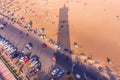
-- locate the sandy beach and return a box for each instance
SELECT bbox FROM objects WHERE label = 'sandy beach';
[0,0,120,75]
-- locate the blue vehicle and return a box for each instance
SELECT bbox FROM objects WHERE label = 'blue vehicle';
[10,52,18,58]
[57,69,65,77]
[29,56,38,62]
[34,62,41,69]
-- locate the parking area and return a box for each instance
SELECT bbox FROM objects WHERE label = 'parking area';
[0,14,112,80]
[0,19,69,80]
[0,40,67,80]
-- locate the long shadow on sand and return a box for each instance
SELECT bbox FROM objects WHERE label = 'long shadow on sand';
[0,10,118,80]
[57,4,71,50]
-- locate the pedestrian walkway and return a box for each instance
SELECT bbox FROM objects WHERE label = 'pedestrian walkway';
[0,59,16,80]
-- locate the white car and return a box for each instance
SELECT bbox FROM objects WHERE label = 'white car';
[0,39,5,44]
[50,78,55,80]
[55,44,61,50]
[0,24,5,29]
[3,43,11,49]
[26,43,33,49]
[75,74,81,79]
[1,40,6,46]
[29,61,38,67]
[9,48,17,53]
[22,43,33,53]
[2,41,9,46]
[57,69,65,77]
[6,46,14,51]
[3,41,9,46]
[5,44,12,50]
[51,68,59,76]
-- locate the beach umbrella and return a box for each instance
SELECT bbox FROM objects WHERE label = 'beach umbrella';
[39,28,45,33]
[27,21,32,30]
[79,56,87,62]
[93,61,102,68]
[86,58,95,64]
[40,34,46,39]
[79,53,87,61]
[80,53,86,56]
[74,42,78,48]
[116,16,119,20]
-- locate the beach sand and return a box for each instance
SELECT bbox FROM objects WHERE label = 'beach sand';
[0,0,120,75]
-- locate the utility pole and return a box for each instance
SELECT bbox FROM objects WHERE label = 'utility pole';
[83,72,88,80]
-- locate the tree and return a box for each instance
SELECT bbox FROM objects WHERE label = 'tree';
[66,73,76,80]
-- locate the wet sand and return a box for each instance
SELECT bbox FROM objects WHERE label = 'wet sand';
[0,0,120,75]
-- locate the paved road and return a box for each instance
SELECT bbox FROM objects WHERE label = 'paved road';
[0,17,118,80]
[0,19,55,79]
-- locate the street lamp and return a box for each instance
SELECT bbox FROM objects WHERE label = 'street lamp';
[83,72,88,80]
[71,63,75,73]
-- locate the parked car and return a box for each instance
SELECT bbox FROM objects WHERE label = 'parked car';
[55,43,61,50]
[34,67,40,73]
[51,68,59,76]
[34,62,41,69]
[9,47,17,54]
[9,50,16,55]
[0,24,5,29]
[6,45,14,51]
[1,40,8,46]
[30,70,36,76]
[22,42,33,53]
[0,38,5,44]
[22,47,27,53]
[4,43,12,49]
[30,64,41,76]
[0,38,2,41]
[26,42,33,49]
[10,52,18,58]
[75,74,81,79]
[2,41,9,47]
[29,61,38,68]
[57,69,65,77]
[41,43,47,49]
[52,56,56,62]
[19,56,29,63]
[17,53,24,59]
[49,78,55,80]
[29,56,38,62]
